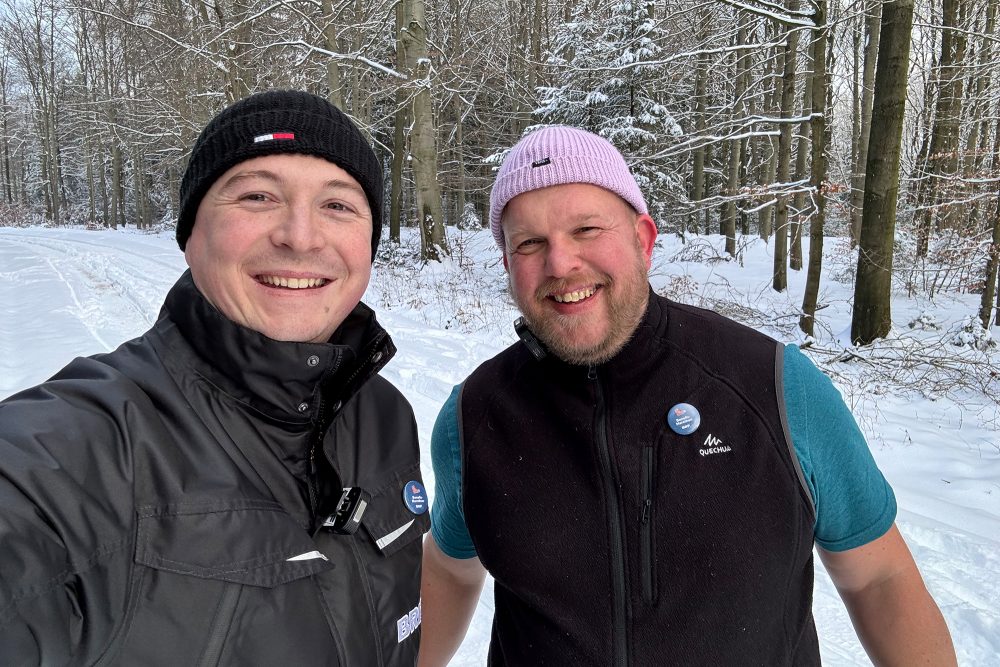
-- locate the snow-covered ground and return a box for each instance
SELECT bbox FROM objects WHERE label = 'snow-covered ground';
[1,226,997,665]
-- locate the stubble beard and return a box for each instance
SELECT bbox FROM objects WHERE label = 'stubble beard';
[510,253,650,366]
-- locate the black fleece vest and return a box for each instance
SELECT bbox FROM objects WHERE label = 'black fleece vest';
[461,293,819,666]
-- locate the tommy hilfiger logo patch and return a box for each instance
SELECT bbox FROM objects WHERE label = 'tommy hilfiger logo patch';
[396,601,422,642]
[699,433,732,457]
[253,132,295,143]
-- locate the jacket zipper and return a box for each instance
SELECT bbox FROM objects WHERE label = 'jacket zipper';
[641,445,657,605]
[307,336,388,526]
[307,393,327,526]
[589,365,628,667]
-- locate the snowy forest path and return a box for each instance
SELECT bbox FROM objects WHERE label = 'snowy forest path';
[0,228,184,396]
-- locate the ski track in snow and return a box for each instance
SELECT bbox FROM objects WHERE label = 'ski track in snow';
[1,231,184,395]
[1,227,998,665]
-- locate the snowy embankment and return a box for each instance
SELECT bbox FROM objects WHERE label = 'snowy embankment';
[1,226,997,665]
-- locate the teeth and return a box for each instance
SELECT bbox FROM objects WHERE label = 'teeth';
[259,275,327,289]
[553,288,595,303]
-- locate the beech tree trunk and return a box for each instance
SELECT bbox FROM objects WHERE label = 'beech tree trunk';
[915,0,968,256]
[401,0,448,260]
[790,48,812,273]
[389,2,407,244]
[721,12,748,257]
[850,1,881,247]
[800,1,829,336]
[772,3,800,293]
[322,0,344,109]
[852,0,915,344]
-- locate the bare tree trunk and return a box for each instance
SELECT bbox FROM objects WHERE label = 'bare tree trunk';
[0,53,12,205]
[852,0,914,345]
[961,0,996,226]
[86,134,96,226]
[322,0,344,109]
[689,14,710,235]
[915,0,968,256]
[850,0,881,247]
[111,143,123,230]
[800,1,829,336]
[389,2,407,243]
[401,0,447,260]
[702,142,713,234]
[453,95,466,227]
[721,12,748,256]
[758,30,784,242]
[772,4,800,293]
[348,0,370,126]
[790,48,813,273]
[447,0,466,228]
[978,113,1000,328]
[527,0,543,124]
[214,0,252,102]
[134,149,153,229]
[981,193,1000,329]
[99,147,109,226]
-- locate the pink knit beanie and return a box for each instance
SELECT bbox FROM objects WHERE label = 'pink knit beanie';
[488,126,649,248]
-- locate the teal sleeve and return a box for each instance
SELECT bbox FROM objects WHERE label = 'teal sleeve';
[783,344,897,552]
[429,384,479,559]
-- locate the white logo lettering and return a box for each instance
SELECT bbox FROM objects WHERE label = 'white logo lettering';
[699,433,732,457]
[396,600,422,643]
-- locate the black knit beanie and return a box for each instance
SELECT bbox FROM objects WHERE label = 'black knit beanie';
[176,90,383,258]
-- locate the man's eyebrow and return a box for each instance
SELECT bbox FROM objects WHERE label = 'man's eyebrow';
[217,171,365,197]
[323,178,367,197]
[217,169,281,193]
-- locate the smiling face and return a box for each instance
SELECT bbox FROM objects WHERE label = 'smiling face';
[184,153,373,343]
[502,183,657,365]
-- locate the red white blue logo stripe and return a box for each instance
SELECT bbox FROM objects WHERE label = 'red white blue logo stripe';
[253,132,295,143]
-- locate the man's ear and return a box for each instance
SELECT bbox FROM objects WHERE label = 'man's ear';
[502,251,510,273]
[636,214,658,268]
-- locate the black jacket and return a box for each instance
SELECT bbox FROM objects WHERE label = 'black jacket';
[461,293,818,666]
[0,271,428,666]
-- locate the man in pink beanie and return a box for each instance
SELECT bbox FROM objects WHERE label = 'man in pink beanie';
[418,126,955,666]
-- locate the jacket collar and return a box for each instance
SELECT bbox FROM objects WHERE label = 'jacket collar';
[158,270,394,421]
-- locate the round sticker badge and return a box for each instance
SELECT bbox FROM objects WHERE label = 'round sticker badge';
[667,403,701,436]
[403,480,428,515]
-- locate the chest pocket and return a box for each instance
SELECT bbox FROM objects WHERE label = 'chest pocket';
[134,499,333,584]
[356,476,430,558]
[110,499,337,667]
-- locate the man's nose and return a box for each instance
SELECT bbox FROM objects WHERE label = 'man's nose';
[271,203,323,252]
[544,238,581,277]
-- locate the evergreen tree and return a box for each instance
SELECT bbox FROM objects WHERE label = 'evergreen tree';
[535,1,683,225]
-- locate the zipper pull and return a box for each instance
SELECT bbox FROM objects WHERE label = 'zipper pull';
[587,365,597,380]
[641,497,651,524]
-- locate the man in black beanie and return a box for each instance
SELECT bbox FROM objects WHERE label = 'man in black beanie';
[0,90,428,666]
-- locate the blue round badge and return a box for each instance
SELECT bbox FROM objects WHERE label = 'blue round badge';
[403,480,428,515]
[667,403,701,435]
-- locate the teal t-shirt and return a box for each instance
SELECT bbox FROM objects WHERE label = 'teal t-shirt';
[429,344,896,559]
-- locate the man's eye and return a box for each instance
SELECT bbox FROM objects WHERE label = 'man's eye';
[325,201,351,212]
[240,193,268,202]
[514,239,544,254]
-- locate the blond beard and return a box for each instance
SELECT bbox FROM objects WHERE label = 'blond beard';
[510,251,650,366]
